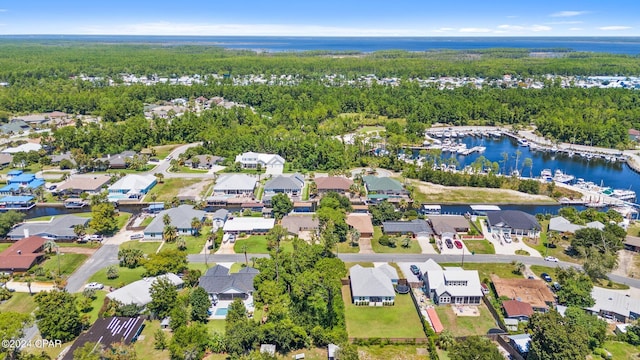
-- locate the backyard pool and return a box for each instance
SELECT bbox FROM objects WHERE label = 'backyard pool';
[215,308,228,316]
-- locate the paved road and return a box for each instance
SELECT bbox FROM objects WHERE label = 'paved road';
[65,244,119,293]
[143,142,211,179]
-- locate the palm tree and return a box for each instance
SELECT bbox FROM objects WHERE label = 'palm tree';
[401,237,411,248]
[163,214,171,226]
[523,157,533,178]
[190,217,202,236]
[349,228,360,247]
[163,225,178,243]
[176,237,187,251]
[73,224,86,240]
[154,172,165,184]
[43,240,57,254]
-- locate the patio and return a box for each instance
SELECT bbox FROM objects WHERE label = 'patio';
[208,295,255,320]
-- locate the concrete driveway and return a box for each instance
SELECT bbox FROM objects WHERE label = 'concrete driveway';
[479,219,542,257]
[416,236,437,254]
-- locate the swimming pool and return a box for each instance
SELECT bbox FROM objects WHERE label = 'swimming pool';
[215,308,228,316]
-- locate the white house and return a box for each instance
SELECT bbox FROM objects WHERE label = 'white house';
[223,217,275,234]
[235,152,285,173]
[108,174,157,201]
[106,273,184,307]
[143,205,207,240]
[349,264,395,306]
[586,287,640,323]
[213,174,257,195]
[423,261,483,305]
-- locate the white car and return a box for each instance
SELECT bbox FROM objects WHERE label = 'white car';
[544,256,559,262]
[502,233,512,243]
[85,282,104,290]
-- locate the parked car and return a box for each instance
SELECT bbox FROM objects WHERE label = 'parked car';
[445,238,454,249]
[410,265,420,275]
[130,233,144,240]
[85,282,104,290]
[541,273,552,282]
[502,233,512,243]
[544,256,559,262]
[552,282,561,292]
[454,240,463,249]
[229,234,236,243]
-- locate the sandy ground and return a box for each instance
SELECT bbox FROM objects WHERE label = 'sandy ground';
[180,179,214,201]
[6,281,55,293]
[612,250,640,278]
[414,181,554,203]
[59,247,98,255]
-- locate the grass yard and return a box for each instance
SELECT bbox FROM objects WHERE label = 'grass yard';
[0,292,38,314]
[433,303,498,337]
[337,242,360,253]
[358,345,431,360]
[0,243,11,252]
[342,286,425,339]
[84,290,108,324]
[233,235,294,254]
[56,242,101,249]
[134,320,171,360]
[119,240,161,255]
[407,179,556,204]
[602,341,640,358]
[89,266,146,288]
[140,216,154,227]
[523,220,581,264]
[529,265,560,279]
[176,166,209,174]
[462,240,495,254]
[41,253,88,276]
[206,320,226,334]
[345,262,375,269]
[628,222,640,237]
[162,228,210,254]
[144,178,202,202]
[151,144,183,159]
[440,263,524,282]
[371,226,421,254]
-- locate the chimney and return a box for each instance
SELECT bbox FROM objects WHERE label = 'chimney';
[24,228,29,238]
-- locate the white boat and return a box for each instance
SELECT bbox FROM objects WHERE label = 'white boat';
[567,151,575,157]
[511,170,520,177]
[517,138,529,146]
[612,189,637,201]
[540,169,553,180]
[553,170,575,183]
[456,144,468,154]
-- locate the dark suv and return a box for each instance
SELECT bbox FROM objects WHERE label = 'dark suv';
[410,265,420,275]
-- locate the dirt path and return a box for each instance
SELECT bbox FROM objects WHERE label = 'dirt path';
[58,247,98,255]
[613,250,640,278]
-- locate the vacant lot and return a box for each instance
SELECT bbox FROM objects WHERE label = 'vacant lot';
[342,286,425,339]
[434,303,497,337]
[41,253,88,276]
[409,179,556,204]
[462,240,495,254]
[144,178,204,202]
[162,227,211,254]
[371,226,422,254]
[233,235,294,254]
[89,266,146,288]
[119,240,161,255]
[0,292,38,314]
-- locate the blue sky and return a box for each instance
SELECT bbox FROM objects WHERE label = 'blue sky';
[1,0,639,36]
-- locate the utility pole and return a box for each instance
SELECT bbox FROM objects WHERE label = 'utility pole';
[56,245,61,276]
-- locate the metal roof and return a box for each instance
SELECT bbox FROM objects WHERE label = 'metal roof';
[349,265,395,298]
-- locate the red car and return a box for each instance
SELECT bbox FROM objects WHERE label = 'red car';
[454,240,463,249]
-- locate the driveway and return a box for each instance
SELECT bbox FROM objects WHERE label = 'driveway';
[479,219,542,257]
[65,244,119,293]
[416,236,437,254]
[358,237,373,254]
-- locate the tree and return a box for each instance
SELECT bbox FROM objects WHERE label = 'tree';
[582,248,618,280]
[190,217,202,236]
[34,290,83,342]
[169,322,210,360]
[271,193,293,220]
[143,249,188,276]
[523,157,533,178]
[43,240,57,254]
[401,237,411,248]
[73,224,86,239]
[449,336,502,360]
[0,211,25,237]
[72,342,102,360]
[90,202,119,235]
[348,228,360,247]
[163,213,171,226]
[436,330,455,350]
[154,172,164,184]
[176,237,187,251]
[154,329,168,350]
[369,200,401,225]
[163,225,178,243]
[555,267,594,307]
[118,248,144,268]
[0,312,33,357]
[106,265,119,280]
[564,307,606,349]
[148,277,178,319]
[511,261,525,275]
[182,269,202,287]
[190,287,211,323]
[266,225,288,252]
[527,310,589,360]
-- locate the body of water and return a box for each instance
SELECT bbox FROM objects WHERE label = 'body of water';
[3,35,640,54]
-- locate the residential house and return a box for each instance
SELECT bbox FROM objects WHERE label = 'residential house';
[199,265,259,301]
[223,217,275,234]
[346,213,374,238]
[0,195,36,210]
[101,151,137,169]
[487,210,541,237]
[185,155,224,169]
[586,287,640,323]
[0,172,44,195]
[375,263,399,284]
[423,263,483,305]
[0,119,31,135]
[108,174,157,200]
[428,215,470,236]
[55,174,112,196]
[280,214,319,238]
[328,344,340,360]
[212,209,230,230]
[8,215,89,241]
[624,235,640,252]
[382,219,433,238]
[0,236,46,272]
[508,334,531,358]
[143,205,206,240]
[491,275,556,312]
[106,273,184,307]
[0,153,12,168]
[12,114,48,126]
[49,152,75,166]
[212,174,257,195]
[362,175,408,203]
[349,265,396,306]
[263,173,304,196]
[502,299,534,322]
[291,201,315,213]
[62,317,145,360]
[314,176,353,195]
[1,143,42,154]
[629,129,640,142]
[235,152,285,173]
[548,216,606,234]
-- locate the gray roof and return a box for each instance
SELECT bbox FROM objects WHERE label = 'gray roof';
[264,173,304,192]
[428,215,470,234]
[50,152,75,164]
[382,219,433,235]
[106,273,184,306]
[144,205,206,234]
[587,287,640,318]
[362,175,404,192]
[487,210,541,231]
[349,265,395,298]
[213,174,257,192]
[0,120,30,134]
[8,215,89,239]
[281,214,319,234]
[0,153,12,165]
[212,209,229,221]
[199,265,259,296]
[549,216,584,234]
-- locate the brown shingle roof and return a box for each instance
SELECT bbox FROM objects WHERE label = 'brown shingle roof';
[57,174,112,192]
[0,236,46,271]
[502,299,534,318]
[491,275,555,310]
[346,213,374,236]
[314,176,353,191]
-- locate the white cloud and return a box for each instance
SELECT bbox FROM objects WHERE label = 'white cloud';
[569,27,583,31]
[496,24,552,33]
[459,28,492,33]
[432,27,455,33]
[599,26,632,31]
[550,11,588,17]
[546,21,583,25]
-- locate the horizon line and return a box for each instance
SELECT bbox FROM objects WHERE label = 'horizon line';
[1,34,640,38]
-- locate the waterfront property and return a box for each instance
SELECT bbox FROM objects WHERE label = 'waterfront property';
[235,152,285,173]
[8,215,89,241]
[55,174,112,196]
[314,176,353,195]
[486,210,541,238]
[198,265,259,301]
[106,273,184,307]
[0,171,45,195]
[362,175,409,203]
[349,264,396,306]
[548,216,605,234]
[62,317,145,360]
[108,174,157,200]
[428,215,470,235]
[382,219,432,238]
[423,260,483,305]
[491,275,555,312]
[212,174,257,195]
[0,236,46,272]
[0,195,36,210]
[143,205,206,239]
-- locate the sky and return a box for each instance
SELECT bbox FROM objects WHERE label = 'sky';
[0,0,639,36]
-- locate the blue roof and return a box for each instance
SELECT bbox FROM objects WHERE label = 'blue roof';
[27,179,45,189]
[0,195,34,202]
[0,183,20,192]
[7,170,23,176]
[8,174,36,183]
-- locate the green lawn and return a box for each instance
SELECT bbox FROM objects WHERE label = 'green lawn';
[370,226,422,254]
[602,341,640,358]
[133,320,172,360]
[143,178,202,202]
[529,265,560,279]
[188,262,215,273]
[0,243,11,252]
[41,253,88,276]
[140,216,154,227]
[84,290,108,324]
[337,242,360,253]
[462,240,495,254]
[523,220,581,264]
[0,292,38,314]
[151,144,183,159]
[88,266,146,288]
[57,242,101,249]
[162,227,210,254]
[119,240,161,255]
[176,166,209,174]
[433,303,498,337]
[115,212,132,231]
[206,320,226,334]
[440,262,524,282]
[233,235,294,254]
[342,286,425,339]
